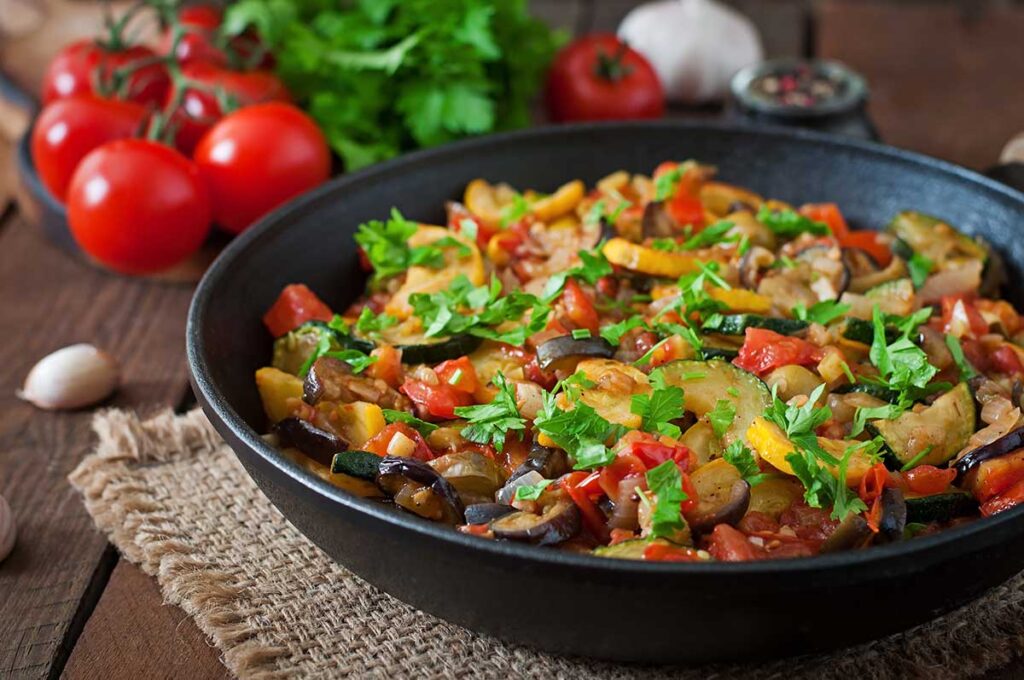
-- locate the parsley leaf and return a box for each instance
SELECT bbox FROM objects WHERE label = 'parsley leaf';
[681,220,736,250]
[514,479,554,501]
[945,334,978,381]
[908,252,934,289]
[644,460,689,540]
[866,305,939,403]
[586,198,631,225]
[707,399,737,439]
[541,247,614,301]
[654,166,683,201]
[296,325,377,377]
[354,307,398,336]
[723,440,766,486]
[631,383,686,439]
[382,409,438,437]
[792,300,851,325]
[600,315,648,346]
[453,373,526,452]
[756,206,830,238]
[501,192,531,226]
[354,208,462,280]
[534,381,625,470]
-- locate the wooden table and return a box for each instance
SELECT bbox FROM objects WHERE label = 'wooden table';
[2,1,1023,678]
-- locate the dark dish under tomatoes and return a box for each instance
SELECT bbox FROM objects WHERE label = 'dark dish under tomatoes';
[256,160,1024,562]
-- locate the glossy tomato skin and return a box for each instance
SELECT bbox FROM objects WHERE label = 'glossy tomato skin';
[194,103,330,235]
[158,4,227,67]
[31,95,147,202]
[545,34,664,122]
[42,40,170,107]
[67,139,211,274]
[169,63,291,155]
[733,327,825,376]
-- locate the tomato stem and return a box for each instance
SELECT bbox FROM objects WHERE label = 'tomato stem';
[594,42,634,83]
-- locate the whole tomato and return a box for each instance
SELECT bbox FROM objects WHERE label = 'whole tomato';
[42,40,170,107]
[168,62,291,155]
[545,34,664,122]
[31,95,148,201]
[158,4,227,67]
[193,103,330,234]
[67,139,212,274]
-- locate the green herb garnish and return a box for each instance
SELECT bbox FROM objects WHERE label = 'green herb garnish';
[454,373,526,452]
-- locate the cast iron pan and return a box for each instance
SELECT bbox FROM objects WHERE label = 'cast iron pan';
[187,121,1024,664]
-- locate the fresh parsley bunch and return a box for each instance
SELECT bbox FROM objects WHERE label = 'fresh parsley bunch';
[224,0,562,170]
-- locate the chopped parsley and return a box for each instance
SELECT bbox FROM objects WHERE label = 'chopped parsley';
[644,460,689,540]
[541,247,614,301]
[680,220,736,250]
[707,399,737,439]
[571,328,592,339]
[453,373,526,452]
[756,206,830,238]
[534,378,625,470]
[355,208,467,280]
[908,252,934,289]
[653,166,684,201]
[500,192,531,226]
[792,300,851,326]
[630,381,686,439]
[586,197,631,225]
[296,324,377,377]
[382,409,438,437]
[723,440,766,486]
[354,307,398,336]
[945,334,978,381]
[600,315,648,345]
[514,479,554,501]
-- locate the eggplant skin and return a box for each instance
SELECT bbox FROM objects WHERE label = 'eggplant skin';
[464,503,517,525]
[490,501,581,546]
[510,443,571,482]
[274,417,347,466]
[377,456,465,524]
[875,487,907,544]
[687,480,751,536]
[536,335,615,371]
[955,427,1024,477]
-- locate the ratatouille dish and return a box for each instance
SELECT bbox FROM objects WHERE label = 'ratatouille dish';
[255,160,1024,562]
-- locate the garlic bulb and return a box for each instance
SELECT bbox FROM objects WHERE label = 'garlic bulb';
[1000,132,1024,165]
[18,344,119,410]
[619,0,763,103]
[0,493,14,563]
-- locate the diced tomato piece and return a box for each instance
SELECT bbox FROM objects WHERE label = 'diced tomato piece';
[460,523,492,536]
[990,345,1024,375]
[966,449,1024,502]
[800,203,850,239]
[801,204,894,266]
[941,294,989,338]
[630,439,692,471]
[562,471,610,541]
[357,247,373,272]
[523,356,557,390]
[597,453,647,498]
[562,278,600,334]
[679,471,699,514]
[400,378,473,420]
[609,528,636,545]
[447,202,496,250]
[434,356,479,394]
[859,462,896,504]
[977,299,1022,336]
[981,478,1024,517]
[707,524,763,561]
[362,423,433,460]
[368,344,403,389]
[959,338,989,373]
[738,511,780,534]
[903,465,957,496]
[649,334,687,368]
[643,542,702,562]
[732,327,824,376]
[262,284,333,337]
[666,193,705,229]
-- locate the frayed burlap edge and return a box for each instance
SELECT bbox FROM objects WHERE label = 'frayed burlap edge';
[68,408,1024,679]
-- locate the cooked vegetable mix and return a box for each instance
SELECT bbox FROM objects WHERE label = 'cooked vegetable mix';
[256,160,1024,562]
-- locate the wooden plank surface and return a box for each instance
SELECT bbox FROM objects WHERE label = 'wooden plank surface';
[818,0,1024,169]
[0,214,194,678]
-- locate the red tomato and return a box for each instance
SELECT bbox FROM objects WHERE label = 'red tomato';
[941,294,989,338]
[838,231,893,268]
[42,40,170,107]
[362,423,433,461]
[523,356,557,391]
[800,203,850,238]
[642,543,701,562]
[990,345,1024,375]
[981,478,1024,517]
[262,284,333,337]
[800,203,892,267]
[158,5,227,67]
[706,524,763,562]
[66,139,211,274]
[903,465,957,496]
[169,63,291,155]
[401,378,473,420]
[733,327,825,376]
[630,439,692,471]
[434,356,479,394]
[368,344,404,389]
[561,278,600,333]
[858,462,896,504]
[968,450,1024,502]
[597,453,647,498]
[653,161,705,228]
[545,34,664,122]
[562,471,610,541]
[193,103,330,234]
[447,202,496,250]
[31,95,147,201]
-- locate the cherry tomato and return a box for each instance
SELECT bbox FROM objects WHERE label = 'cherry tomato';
[158,5,227,67]
[733,327,825,376]
[545,34,664,122]
[31,95,147,201]
[194,103,330,234]
[990,345,1024,375]
[168,62,291,154]
[903,465,957,496]
[434,356,479,394]
[67,139,211,274]
[981,478,1024,517]
[561,278,600,333]
[401,378,473,420]
[941,294,989,338]
[262,284,333,337]
[362,423,433,461]
[42,40,170,107]
[706,524,763,561]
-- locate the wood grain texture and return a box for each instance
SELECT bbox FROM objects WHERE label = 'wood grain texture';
[63,562,230,680]
[818,0,1024,169]
[0,215,193,679]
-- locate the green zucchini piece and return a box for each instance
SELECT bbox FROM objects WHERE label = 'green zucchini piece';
[330,451,382,480]
[702,314,808,336]
[397,334,483,364]
[839,317,901,346]
[864,278,915,316]
[272,321,376,375]
[593,538,683,560]
[872,383,976,467]
[833,382,901,403]
[886,211,988,266]
[905,492,977,524]
[890,238,914,262]
[659,359,771,446]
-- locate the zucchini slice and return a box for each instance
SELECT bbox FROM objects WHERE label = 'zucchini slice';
[593,538,686,560]
[864,278,915,316]
[905,492,978,524]
[871,383,976,468]
[330,451,383,481]
[840,317,898,345]
[702,314,809,336]
[886,211,988,267]
[659,359,770,446]
[396,334,484,364]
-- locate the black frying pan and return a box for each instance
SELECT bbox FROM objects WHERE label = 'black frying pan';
[187,122,1024,663]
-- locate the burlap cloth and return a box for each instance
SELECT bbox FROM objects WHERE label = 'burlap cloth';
[69,408,1024,679]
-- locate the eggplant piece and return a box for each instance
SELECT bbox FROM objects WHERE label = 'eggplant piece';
[398,334,483,365]
[510,442,572,482]
[599,216,618,243]
[793,244,850,300]
[875,487,907,544]
[490,500,581,546]
[821,514,873,553]
[429,451,507,504]
[842,247,881,277]
[377,456,465,524]
[536,335,615,371]
[955,427,1024,477]
[304,356,411,410]
[274,417,347,466]
[686,479,751,535]
[464,503,516,525]
[739,245,776,289]
[641,201,677,239]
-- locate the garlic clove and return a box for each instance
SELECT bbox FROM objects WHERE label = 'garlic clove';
[0,493,15,564]
[18,343,119,410]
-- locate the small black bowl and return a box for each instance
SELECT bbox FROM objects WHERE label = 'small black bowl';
[187,121,1024,663]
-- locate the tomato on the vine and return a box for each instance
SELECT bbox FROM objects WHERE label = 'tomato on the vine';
[42,40,170,107]
[31,95,148,201]
[545,34,664,122]
[67,139,211,274]
[158,4,227,67]
[193,103,330,234]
